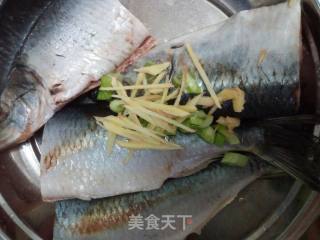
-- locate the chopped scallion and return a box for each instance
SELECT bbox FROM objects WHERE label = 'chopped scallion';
[100,75,112,87]
[173,73,182,88]
[197,126,216,144]
[97,91,113,101]
[183,111,213,130]
[185,71,202,94]
[214,132,225,146]
[97,74,113,100]
[222,152,249,167]
[97,73,122,101]
[110,100,125,113]
[139,118,149,127]
[216,124,240,145]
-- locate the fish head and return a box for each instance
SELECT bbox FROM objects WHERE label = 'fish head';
[0,66,54,150]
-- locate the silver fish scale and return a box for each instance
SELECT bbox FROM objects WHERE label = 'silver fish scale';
[41,1,301,202]
[125,1,300,119]
[40,108,226,201]
[22,0,145,84]
[0,0,149,151]
[54,162,266,240]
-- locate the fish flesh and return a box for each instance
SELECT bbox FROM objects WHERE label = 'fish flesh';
[53,163,264,240]
[0,0,153,151]
[53,161,268,240]
[40,108,230,201]
[122,0,301,120]
[0,0,301,151]
[40,1,320,202]
[40,106,320,201]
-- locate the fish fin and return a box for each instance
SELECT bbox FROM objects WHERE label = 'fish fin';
[248,115,320,191]
[252,146,320,191]
[259,169,287,179]
[263,115,320,126]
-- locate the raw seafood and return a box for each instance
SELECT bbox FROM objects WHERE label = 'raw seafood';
[122,0,301,119]
[0,0,153,151]
[39,1,315,202]
[40,107,320,201]
[53,162,268,240]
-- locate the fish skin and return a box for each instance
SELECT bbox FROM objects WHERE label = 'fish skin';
[39,112,320,202]
[53,162,267,240]
[39,115,320,202]
[40,108,231,201]
[0,0,53,95]
[40,1,306,202]
[0,0,152,151]
[124,0,301,119]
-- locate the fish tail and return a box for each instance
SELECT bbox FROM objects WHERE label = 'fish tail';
[247,115,320,191]
[252,146,320,191]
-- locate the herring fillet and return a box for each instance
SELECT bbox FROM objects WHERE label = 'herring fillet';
[40,1,302,201]
[53,162,266,240]
[40,108,227,201]
[124,0,301,119]
[0,0,152,151]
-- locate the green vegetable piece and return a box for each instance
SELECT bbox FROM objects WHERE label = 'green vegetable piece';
[110,100,125,113]
[172,73,182,88]
[214,132,225,146]
[100,74,113,88]
[222,152,249,167]
[215,124,227,132]
[201,115,214,128]
[189,117,202,128]
[182,111,213,130]
[185,71,202,94]
[190,111,213,128]
[139,118,149,127]
[146,74,156,83]
[97,73,120,101]
[216,124,240,145]
[197,126,216,144]
[97,91,112,101]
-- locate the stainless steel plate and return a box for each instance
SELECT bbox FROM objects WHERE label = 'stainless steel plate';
[1,0,320,239]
